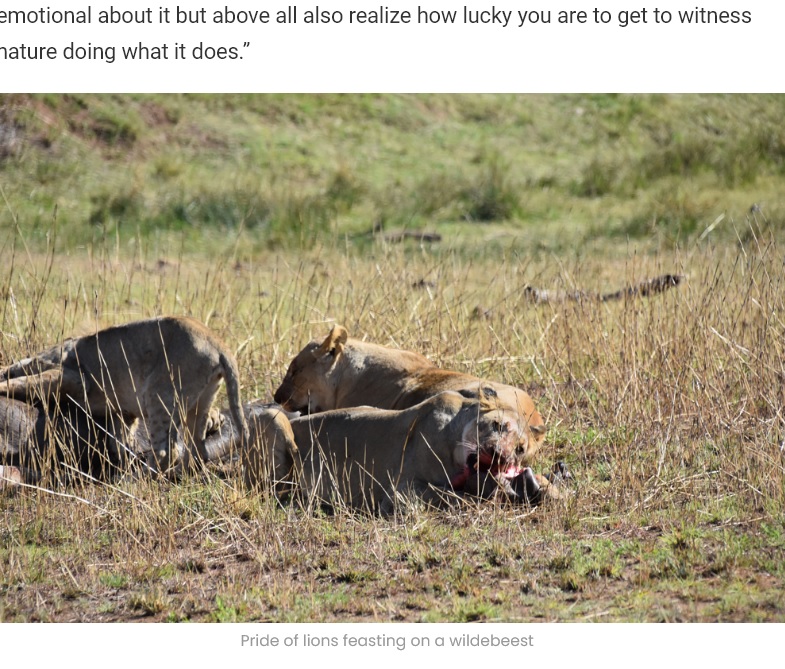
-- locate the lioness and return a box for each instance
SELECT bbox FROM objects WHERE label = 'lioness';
[244,390,552,514]
[273,324,546,460]
[0,316,249,472]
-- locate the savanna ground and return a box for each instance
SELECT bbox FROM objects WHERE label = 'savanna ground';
[0,94,784,622]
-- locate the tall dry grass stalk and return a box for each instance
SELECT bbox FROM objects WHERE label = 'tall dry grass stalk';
[1,221,784,621]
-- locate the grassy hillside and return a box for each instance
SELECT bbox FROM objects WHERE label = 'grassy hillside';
[1,94,784,622]
[2,94,784,255]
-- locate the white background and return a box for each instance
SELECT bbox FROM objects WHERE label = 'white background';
[0,622,780,665]
[0,1,782,91]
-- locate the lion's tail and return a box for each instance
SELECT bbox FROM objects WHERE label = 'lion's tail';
[220,351,249,447]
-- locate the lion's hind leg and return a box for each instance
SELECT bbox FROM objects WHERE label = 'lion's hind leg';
[183,383,222,466]
[140,387,184,474]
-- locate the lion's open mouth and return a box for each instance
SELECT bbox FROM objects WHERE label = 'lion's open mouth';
[451,450,524,490]
[473,450,524,478]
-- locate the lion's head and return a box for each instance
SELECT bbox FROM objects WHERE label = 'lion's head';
[273,325,349,414]
[451,393,540,489]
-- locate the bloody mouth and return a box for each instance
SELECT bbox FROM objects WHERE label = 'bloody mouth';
[451,450,523,490]
[474,450,523,478]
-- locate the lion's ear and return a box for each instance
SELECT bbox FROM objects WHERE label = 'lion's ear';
[530,423,547,439]
[330,324,349,347]
[316,324,348,359]
[477,386,497,412]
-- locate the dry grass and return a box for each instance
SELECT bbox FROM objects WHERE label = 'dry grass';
[1,218,784,622]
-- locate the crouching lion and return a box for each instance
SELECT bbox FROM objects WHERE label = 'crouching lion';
[0,316,249,473]
[243,391,562,514]
[273,324,546,460]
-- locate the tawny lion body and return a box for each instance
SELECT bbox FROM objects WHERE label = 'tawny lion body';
[273,325,546,461]
[0,316,248,472]
[244,391,558,513]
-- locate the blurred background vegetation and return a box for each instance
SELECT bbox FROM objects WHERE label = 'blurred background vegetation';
[1,93,782,256]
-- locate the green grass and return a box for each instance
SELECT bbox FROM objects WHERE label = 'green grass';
[1,94,784,621]
[2,94,785,256]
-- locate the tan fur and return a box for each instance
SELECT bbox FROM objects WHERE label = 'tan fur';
[250,390,537,514]
[0,316,248,472]
[273,324,546,461]
[241,404,299,498]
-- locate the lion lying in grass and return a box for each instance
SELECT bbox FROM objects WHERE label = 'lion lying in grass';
[0,316,248,473]
[243,391,564,513]
[273,324,546,458]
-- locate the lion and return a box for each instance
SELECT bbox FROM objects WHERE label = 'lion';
[0,316,249,472]
[243,390,556,514]
[273,324,546,461]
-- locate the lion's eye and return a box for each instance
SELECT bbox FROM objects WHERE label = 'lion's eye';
[492,420,506,433]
